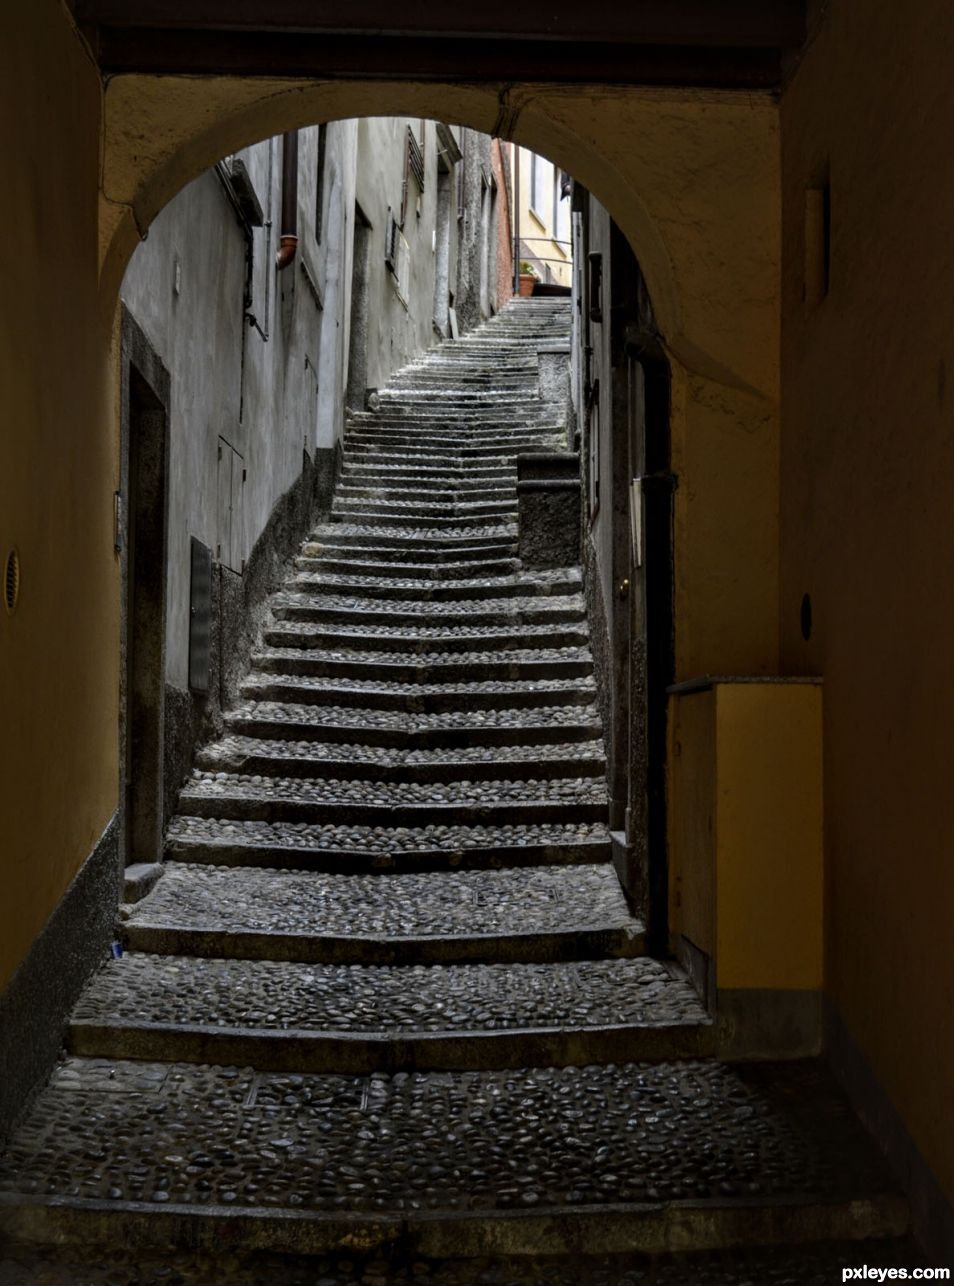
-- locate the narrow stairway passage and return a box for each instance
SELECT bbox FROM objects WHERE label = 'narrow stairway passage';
[0,299,909,1272]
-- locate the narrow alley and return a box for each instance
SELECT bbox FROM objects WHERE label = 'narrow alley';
[0,300,919,1283]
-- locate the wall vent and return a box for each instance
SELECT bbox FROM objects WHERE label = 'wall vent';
[4,548,20,615]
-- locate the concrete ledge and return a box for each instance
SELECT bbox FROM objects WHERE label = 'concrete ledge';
[0,816,120,1145]
[716,989,822,1059]
[825,998,954,1264]
[120,923,647,967]
[0,1192,909,1259]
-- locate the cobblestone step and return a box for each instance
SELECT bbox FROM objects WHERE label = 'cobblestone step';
[248,645,593,685]
[301,537,516,563]
[341,462,515,482]
[68,956,713,1073]
[308,526,516,550]
[334,483,517,503]
[239,673,596,712]
[120,862,644,965]
[272,592,585,630]
[331,498,517,519]
[0,1058,905,1257]
[293,554,521,579]
[263,621,589,652]
[176,771,608,828]
[328,507,517,530]
[284,569,581,602]
[225,701,603,749]
[196,734,606,784]
[165,820,610,873]
[343,436,551,458]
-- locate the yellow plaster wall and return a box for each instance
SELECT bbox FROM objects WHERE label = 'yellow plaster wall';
[780,0,954,1202]
[714,683,823,991]
[669,683,824,993]
[668,690,717,959]
[0,4,119,989]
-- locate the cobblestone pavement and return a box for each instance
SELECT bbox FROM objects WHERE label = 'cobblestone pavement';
[74,956,708,1034]
[0,299,914,1271]
[0,1060,894,1211]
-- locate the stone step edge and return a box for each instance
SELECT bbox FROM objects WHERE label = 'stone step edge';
[164,835,612,873]
[0,1193,910,1260]
[222,718,602,750]
[120,922,646,966]
[247,657,594,684]
[67,1016,717,1075]
[194,752,605,785]
[175,795,608,828]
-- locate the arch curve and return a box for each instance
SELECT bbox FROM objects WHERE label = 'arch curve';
[100,76,686,358]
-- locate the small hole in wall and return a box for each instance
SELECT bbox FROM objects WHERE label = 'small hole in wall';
[4,548,20,615]
[800,593,813,642]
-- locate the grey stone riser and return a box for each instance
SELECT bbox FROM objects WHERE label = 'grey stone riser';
[223,716,603,753]
[330,503,516,525]
[271,601,586,630]
[194,746,605,786]
[302,537,517,561]
[164,835,611,875]
[67,1017,714,1077]
[68,955,712,1074]
[283,576,580,603]
[0,1189,906,1264]
[263,623,588,653]
[293,556,521,580]
[119,922,644,967]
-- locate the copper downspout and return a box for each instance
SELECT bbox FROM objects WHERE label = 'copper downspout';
[276,129,299,270]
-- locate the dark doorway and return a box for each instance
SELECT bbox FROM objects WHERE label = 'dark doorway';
[607,223,674,955]
[120,311,171,868]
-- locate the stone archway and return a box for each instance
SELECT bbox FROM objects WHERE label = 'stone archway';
[98,74,783,685]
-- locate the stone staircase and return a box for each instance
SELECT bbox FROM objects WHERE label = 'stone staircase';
[0,299,917,1282]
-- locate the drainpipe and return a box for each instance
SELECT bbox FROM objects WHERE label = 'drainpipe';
[276,130,299,270]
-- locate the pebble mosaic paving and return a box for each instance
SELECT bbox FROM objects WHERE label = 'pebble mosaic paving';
[124,863,632,938]
[74,956,707,1034]
[0,1060,896,1213]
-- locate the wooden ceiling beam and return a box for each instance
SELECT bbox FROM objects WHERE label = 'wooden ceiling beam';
[91,29,783,88]
[74,0,806,50]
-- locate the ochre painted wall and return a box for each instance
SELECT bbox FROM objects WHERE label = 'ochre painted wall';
[781,0,954,1203]
[0,4,119,989]
[669,683,824,992]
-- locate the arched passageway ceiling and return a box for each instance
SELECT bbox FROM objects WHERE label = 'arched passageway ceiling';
[99,76,779,398]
